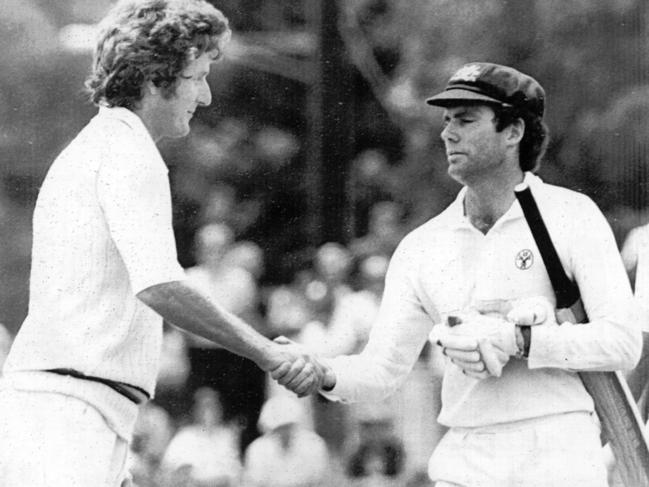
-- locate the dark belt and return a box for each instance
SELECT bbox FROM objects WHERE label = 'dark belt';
[45,368,150,405]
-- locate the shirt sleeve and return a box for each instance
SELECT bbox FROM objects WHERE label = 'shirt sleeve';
[321,240,435,403]
[97,140,185,294]
[528,197,642,371]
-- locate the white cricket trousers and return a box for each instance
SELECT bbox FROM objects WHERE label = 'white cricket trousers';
[0,388,130,487]
[429,411,608,487]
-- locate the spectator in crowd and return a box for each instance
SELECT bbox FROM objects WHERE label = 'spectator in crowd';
[266,286,317,345]
[242,395,329,487]
[263,285,318,430]
[344,399,405,487]
[223,240,266,282]
[404,471,435,487]
[621,221,649,314]
[185,222,266,451]
[349,201,406,261]
[319,254,389,357]
[154,323,192,420]
[299,242,354,326]
[129,402,175,487]
[162,387,242,487]
[621,222,649,419]
[200,184,238,228]
[185,223,261,333]
[288,243,357,455]
[199,182,261,237]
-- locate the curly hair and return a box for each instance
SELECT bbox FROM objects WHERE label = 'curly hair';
[85,0,231,109]
[493,105,549,173]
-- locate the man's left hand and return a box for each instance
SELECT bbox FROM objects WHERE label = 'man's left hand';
[432,313,515,379]
[432,296,556,379]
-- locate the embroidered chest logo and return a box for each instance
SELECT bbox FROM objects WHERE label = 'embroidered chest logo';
[515,249,534,270]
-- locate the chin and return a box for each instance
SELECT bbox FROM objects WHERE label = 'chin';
[166,125,191,139]
[447,165,463,179]
[447,167,470,186]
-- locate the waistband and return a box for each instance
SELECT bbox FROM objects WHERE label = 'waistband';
[45,368,150,405]
[1,370,141,440]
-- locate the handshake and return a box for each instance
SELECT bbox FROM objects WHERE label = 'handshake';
[266,336,337,397]
[431,296,557,379]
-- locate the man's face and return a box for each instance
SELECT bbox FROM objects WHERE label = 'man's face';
[149,52,215,139]
[440,104,509,185]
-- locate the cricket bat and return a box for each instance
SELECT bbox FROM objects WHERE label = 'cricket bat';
[515,181,649,487]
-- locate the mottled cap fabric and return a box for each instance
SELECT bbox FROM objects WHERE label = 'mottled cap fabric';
[426,62,545,117]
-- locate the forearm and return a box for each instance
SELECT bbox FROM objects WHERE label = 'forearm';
[320,344,420,403]
[535,205,643,371]
[528,314,642,372]
[137,280,275,370]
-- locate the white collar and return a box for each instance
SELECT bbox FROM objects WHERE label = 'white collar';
[446,172,543,231]
[98,105,154,143]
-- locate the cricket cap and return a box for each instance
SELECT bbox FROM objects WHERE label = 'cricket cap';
[426,62,545,118]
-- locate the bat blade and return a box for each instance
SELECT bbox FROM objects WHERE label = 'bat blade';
[582,371,649,486]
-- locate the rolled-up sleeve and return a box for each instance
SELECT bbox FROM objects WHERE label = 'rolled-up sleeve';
[528,197,642,372]
[97,141,185,294]
[321,240,435,403]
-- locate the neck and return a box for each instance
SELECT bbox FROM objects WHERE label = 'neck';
[463,164,525,234]
[132,103,162,142]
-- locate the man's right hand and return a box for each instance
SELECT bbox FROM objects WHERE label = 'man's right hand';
[266,336,335,397]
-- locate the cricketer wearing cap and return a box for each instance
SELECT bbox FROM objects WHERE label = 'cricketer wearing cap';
[309,63,641,486]
[0,1,323,486]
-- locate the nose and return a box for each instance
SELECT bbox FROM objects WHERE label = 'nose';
[197,78,212,107]
[440,121,457,143]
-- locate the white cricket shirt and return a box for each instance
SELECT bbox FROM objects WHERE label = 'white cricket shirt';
[3,106,186,435]
[323,173,641,428]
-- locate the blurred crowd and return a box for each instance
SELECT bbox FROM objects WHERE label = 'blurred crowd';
[121,195,443,487]
[145,193,442,486]
[0,186,648,487]
[0,190,648,487]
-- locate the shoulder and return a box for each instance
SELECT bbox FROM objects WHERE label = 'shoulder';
[530,178,605,231]
[93,108,164,171]
[389,204,458,270]
[398,205,455,249]
[531,176,597,210]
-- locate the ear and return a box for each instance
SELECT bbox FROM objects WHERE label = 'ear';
[144,80,160,96]
[506,117,525,146]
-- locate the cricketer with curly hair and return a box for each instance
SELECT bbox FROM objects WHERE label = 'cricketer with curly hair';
[0,2,324,485]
